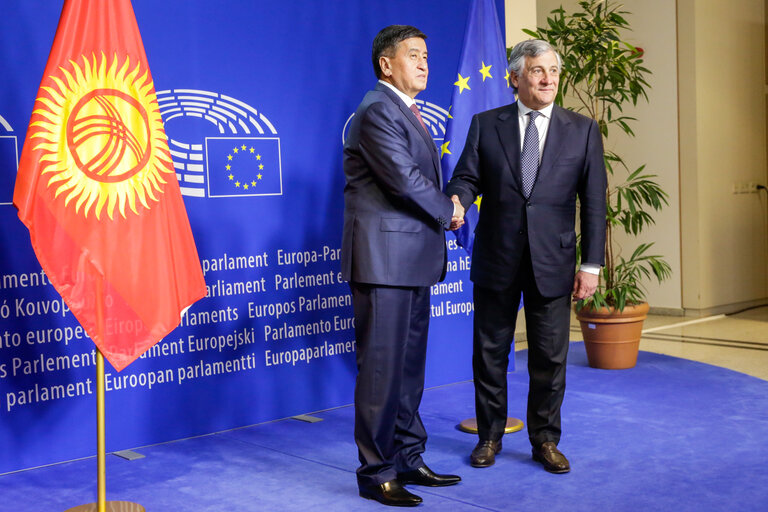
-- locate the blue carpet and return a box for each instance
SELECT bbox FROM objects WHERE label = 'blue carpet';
[2,343,767,511]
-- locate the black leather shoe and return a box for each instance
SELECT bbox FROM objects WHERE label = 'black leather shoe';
[398,464,461,487]
[470,439,502,468]
[532,441,570,473]
[359,479,423,507]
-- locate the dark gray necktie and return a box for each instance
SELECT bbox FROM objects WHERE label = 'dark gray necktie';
[520,110,541,198]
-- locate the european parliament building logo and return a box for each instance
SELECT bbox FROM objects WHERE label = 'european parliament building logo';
[157,89,282,198]
[0,113,18,205]
[341,99,450,146]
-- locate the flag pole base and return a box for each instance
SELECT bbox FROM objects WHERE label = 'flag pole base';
[458,417,524,434]
[64,501,145,512]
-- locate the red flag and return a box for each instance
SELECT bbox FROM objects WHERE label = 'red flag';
[14,0,206,371]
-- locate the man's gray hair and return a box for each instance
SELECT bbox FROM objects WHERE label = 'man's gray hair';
[507,39,562,75]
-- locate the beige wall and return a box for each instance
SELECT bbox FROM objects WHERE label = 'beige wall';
[678,0,767,313]
[505,0,768,314]
[505,0,536,46]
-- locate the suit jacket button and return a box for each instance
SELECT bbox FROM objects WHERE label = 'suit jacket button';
[518,229,525,235]
[526,201,532,207]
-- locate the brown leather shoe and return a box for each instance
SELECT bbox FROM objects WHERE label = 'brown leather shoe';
[470,439,502,468]
[359,479,422,506]
[532,441,570,473]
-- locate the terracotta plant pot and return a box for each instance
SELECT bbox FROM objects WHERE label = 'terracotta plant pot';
[575,302,650,369]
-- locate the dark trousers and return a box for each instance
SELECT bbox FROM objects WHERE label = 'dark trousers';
[472,246,571,447]
[350,283,430,487]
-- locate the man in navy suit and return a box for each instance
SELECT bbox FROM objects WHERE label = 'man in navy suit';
[342,25,463,507]
[446,39,607,473]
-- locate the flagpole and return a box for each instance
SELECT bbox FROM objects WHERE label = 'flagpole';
[94,272,108,512]
[441,0,524,442]
[64,276,145,512]
[96,349,106,512]
[16,1,207,508]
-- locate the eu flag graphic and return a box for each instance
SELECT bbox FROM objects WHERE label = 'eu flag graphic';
[442,0,516,253]
[206,137,283,197]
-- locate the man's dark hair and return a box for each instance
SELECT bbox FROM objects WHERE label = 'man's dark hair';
[371,25,426,79]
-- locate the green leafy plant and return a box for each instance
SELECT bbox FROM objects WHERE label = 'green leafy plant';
[523,0,672,311]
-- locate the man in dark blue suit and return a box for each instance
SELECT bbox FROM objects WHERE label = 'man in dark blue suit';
[342,25,463,507]
[446,39,607,473]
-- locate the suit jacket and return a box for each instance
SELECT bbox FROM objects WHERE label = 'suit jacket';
[341,83,454,287]
[446,102,607,297]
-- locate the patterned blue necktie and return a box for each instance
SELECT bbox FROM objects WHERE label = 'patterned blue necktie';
[520,110,541,198]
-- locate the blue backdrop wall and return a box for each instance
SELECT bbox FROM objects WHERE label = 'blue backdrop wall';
[0,0,505,474]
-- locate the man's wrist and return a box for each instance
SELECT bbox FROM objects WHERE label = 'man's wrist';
[580,263,601,275]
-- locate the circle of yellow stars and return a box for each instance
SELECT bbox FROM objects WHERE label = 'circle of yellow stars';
[226,144,264,190]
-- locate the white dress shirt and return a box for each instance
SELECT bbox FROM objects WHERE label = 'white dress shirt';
[379,80,416,107]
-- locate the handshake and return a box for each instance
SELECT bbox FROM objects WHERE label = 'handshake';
[449,194,465,231]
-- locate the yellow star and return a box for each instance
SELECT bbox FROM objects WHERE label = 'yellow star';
[256,154,262,160]
[479,62,492,81]
[241,144,247,150]
[233,147,239,153]
[235,181,241,187]
[225,164,231,170]
[250,147,255,153]
[474,196,482,210]
[504,70,511,87]
[259,164,264,170]
[447,105,453,119]
[251,180,257,186]
[257,173,263,180]
[454,73,470,94]
[243,183,249,190]
[441,140,451,158]
[228,174,234,180]
[227,154,233,161]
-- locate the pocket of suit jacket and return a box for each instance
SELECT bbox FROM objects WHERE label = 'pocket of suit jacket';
[560,231,576,248]
[380,217,423,233]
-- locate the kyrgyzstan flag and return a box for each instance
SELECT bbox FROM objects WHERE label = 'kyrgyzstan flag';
[14,0,206,371]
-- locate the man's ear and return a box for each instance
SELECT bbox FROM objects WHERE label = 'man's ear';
[380,56,391,77]
[508,70,519,89]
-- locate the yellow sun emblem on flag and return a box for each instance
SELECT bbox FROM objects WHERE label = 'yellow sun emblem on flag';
[29,52,173,219]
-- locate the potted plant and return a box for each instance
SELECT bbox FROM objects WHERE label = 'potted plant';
[524,0,672,368]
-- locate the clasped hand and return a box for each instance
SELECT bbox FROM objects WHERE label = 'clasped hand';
[449,195,465,231]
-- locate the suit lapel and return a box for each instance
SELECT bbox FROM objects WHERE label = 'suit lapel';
[496,103,523,192]
[536,104,570,185]
[396,100,442,186]
[496,103,573,197]
[377,83,442,187]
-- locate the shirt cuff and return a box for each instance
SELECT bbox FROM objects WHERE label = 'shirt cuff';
[580,263,601,275]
